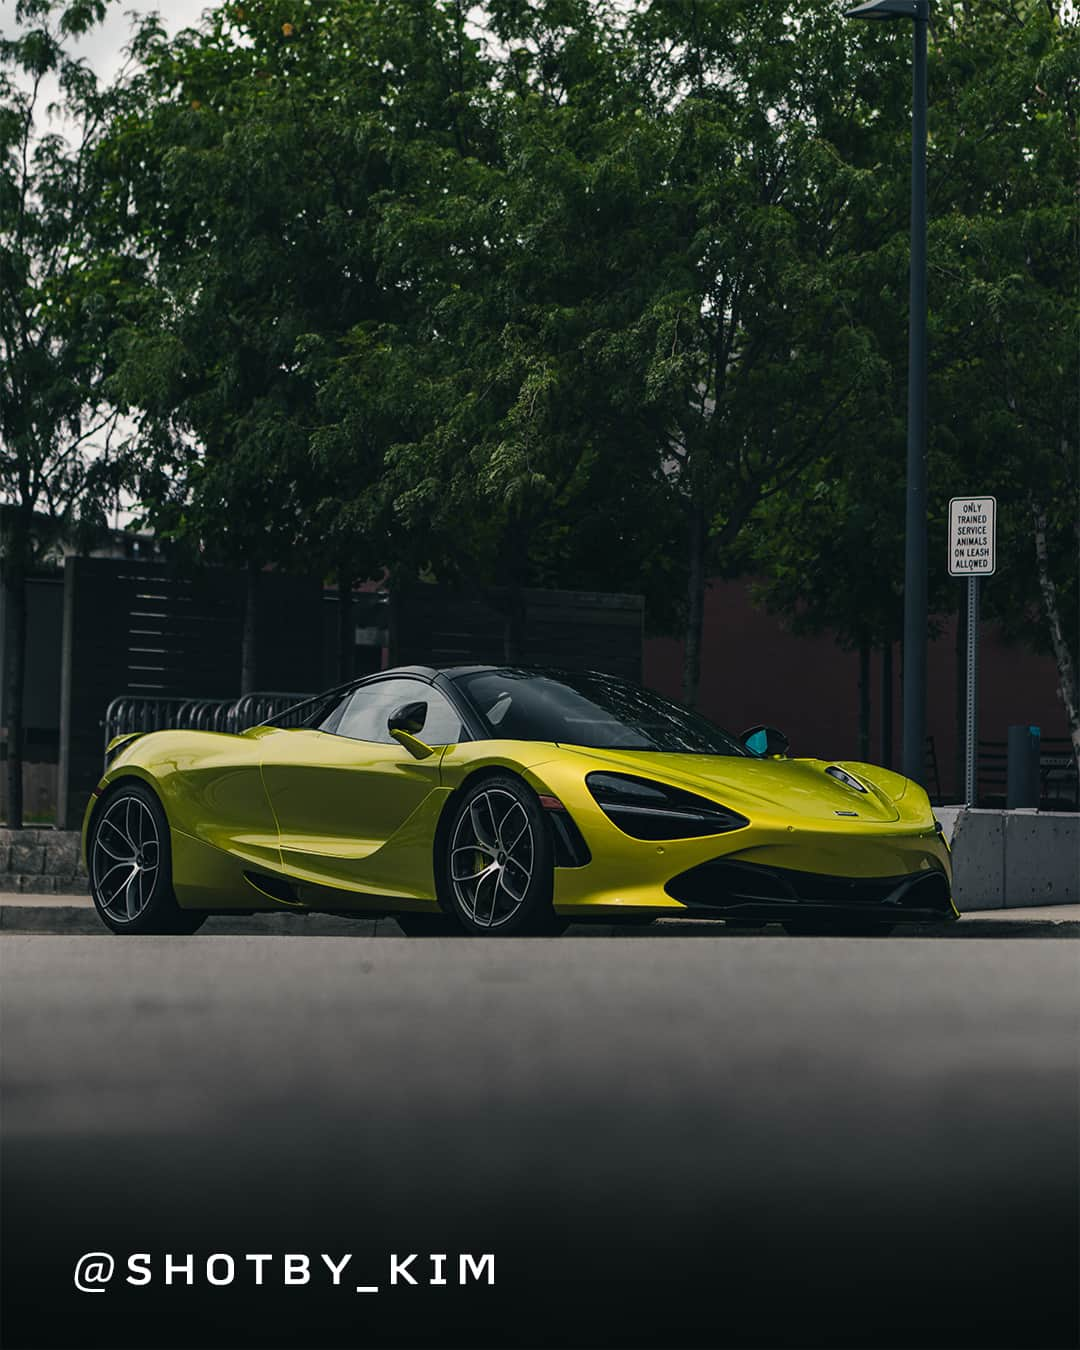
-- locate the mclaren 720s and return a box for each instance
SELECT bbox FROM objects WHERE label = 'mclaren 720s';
[83,665,958,937]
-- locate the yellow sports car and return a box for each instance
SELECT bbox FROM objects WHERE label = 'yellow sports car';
[83,665,957,936]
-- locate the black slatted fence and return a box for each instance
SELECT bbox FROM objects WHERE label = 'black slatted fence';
[391,583,643,682]
[58,558,323,828]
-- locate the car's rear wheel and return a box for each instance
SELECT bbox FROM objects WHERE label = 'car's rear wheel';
[89,783,206,935]
[782,921,895,937]
[441,775,561,936]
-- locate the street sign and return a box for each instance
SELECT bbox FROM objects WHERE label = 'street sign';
[949,494,996,805]
[948,496,996,576]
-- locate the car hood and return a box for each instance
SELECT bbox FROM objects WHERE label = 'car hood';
[559,746,905,823]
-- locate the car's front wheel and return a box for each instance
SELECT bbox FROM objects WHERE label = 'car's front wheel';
[88,782,206,935]
[441,775,562,936]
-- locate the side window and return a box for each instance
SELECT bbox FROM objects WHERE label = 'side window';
[316,691,354,733]
[332,680,463,746]
[414,687,465,746]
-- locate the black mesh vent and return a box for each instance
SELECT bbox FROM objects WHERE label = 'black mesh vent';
[665,859,952,914]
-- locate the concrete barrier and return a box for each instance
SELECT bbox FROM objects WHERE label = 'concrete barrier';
[937,808,1078,910]
[1003,812,1079,907]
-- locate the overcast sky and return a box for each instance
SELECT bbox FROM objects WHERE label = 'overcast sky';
[1,0,212,95]
[61,0,211,80]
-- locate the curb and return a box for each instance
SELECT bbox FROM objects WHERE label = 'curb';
[2,899,1077,938]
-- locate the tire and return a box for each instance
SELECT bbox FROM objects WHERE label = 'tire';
[441,774,561,936]
[782,921,895,937]
[88,782,206,935]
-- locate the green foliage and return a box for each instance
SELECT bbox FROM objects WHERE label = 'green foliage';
[930,0,1077,665]
[748,0,1077,691]
[0,0,128,558]
[1,0,134,825]
[106,2,360,571]
[45,0,1079,726]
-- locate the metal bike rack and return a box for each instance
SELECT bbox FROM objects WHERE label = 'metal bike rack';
[102,691,313,767]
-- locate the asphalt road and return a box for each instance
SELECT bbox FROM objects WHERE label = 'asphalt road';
[2,934,1077,1349]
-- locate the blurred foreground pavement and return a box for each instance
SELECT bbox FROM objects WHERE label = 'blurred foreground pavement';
[1,933,1077,1349]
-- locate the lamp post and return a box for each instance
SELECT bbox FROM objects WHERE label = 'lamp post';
[845,0,929,785]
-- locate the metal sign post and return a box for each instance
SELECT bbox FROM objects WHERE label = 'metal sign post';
[948,497,996,807]
[964,577,979,806]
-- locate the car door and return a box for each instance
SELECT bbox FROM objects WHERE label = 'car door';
[161,727,284,872]
[259,677,464,897]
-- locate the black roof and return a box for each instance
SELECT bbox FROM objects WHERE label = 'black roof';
[437,664,500,680]
[437,664,624,682]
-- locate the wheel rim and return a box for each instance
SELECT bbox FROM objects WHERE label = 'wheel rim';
[450,788,535,929]
[91,795,161,924]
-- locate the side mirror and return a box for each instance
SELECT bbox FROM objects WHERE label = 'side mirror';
[741,725,789,758]
[388,702,435,760]
[389,701,427,735]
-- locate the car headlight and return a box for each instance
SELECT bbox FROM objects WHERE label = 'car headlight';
[585,772,749,840]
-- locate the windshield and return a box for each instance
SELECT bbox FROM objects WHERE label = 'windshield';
[454,669,748,756]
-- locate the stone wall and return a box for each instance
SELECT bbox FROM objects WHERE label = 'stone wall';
[0,828,87,894]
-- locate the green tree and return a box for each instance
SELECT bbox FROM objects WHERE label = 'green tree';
[363,0,683,644]
[108,0,516,684]
[748,1,1078,767]
[931,0,1078,766]
[294,0,509,627]
[99,0,1077,750]
[567,0,898,706]
[360,0,891,692]
[0,0,127,826]
[107,2,402,688]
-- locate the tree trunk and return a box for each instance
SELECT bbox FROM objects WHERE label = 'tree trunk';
[879,642,893,769]
[338,571,354,685]
[857,637,871,761]
[3,539,27,828]
[682,500,706,708]
[1031,499,1080,769]
[240,561,259,696]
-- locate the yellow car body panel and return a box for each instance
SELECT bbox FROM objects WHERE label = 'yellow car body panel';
[84,715,955,924]
[510,747,953,917]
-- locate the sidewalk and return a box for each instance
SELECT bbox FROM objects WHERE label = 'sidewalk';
[956,904,1078,923]
[1,892,1076,936]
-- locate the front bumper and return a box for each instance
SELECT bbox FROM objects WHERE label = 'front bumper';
[548,812,956,922]
[662,857,956,926]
